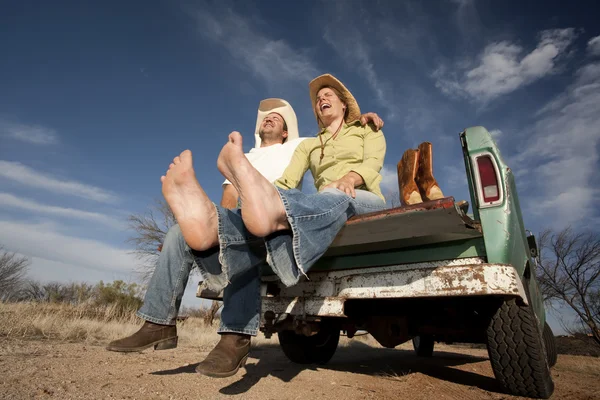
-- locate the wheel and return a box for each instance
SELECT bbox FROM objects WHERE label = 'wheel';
[278,322,340,365]
[543,321,557,367]
[486,298,554,398]
[412,335,434,357]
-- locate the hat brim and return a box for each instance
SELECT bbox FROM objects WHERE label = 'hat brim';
[309,74,361,128]
[253,98,299,148]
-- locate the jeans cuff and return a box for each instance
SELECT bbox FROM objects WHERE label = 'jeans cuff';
[218,327,258,336]
[136,310,176,326]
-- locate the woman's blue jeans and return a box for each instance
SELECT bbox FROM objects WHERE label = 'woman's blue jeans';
[137,188,386,336]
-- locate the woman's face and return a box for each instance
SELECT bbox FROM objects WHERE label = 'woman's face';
[315,87,345,121]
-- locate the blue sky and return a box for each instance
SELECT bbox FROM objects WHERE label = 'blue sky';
[1,0,599,327]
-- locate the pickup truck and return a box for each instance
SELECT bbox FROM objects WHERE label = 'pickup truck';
[197,126,556,399]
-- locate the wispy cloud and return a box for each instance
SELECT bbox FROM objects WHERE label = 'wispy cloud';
[0,161,119,203]
[0,120,58,145]
[321,2,397,120]
[588,35,600,57]
[433,29,577,103]
[188,2,318,84]
[513,61,600,227]
[0,192,125,229]
[0,220,137,275]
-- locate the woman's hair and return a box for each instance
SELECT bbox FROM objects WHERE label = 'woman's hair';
[317,85,348,119]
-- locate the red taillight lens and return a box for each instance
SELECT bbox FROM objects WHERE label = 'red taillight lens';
[477,156,500,203]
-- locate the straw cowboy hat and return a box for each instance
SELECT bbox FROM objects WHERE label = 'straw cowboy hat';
[253,98,299,149]
[309,73,361,128]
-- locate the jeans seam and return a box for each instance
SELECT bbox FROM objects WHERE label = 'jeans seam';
[295,195,350,221]
[275,189,308,277]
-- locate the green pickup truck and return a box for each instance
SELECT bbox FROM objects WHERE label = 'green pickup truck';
[198,126,556,399]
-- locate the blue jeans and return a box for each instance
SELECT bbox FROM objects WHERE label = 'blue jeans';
[138,188,385,336]
[137,224,262,336]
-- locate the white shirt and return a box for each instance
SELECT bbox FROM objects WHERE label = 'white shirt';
[223,138,307,186]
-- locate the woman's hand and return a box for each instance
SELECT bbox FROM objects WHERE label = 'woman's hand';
[321,172,364,198]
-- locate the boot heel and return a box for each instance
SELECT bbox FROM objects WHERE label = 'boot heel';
[154,337,178,350]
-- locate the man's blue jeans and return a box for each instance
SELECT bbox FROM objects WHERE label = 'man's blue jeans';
[137,188,386,336]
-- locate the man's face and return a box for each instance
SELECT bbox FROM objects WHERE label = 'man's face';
[316,87,345,120]
[259,112,288,143]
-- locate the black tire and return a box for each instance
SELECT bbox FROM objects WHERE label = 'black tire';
[278,323,340,365]
[543,321,557,368]
[486,298,554,399]
[412,335,434,357]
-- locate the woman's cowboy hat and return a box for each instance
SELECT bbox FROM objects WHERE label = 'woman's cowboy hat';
[254,98,299,148]
[309,73,361,128]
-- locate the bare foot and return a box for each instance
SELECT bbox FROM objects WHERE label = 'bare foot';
[217,132,289,237]
[161,150,218,251]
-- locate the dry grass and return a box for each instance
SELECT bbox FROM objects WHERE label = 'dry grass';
[0,302,381,350]
[0,302,224,348]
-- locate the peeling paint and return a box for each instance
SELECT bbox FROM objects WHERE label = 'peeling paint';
[261,261,526,318]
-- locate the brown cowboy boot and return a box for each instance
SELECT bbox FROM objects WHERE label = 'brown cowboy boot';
[415,142,444,201]
[195,333,251,378]
[106,321,177,352]
[397,148,423,205]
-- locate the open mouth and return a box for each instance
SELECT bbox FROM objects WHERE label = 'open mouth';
[320,103,331,111]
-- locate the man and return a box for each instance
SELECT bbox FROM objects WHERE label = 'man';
[106,98,383,378]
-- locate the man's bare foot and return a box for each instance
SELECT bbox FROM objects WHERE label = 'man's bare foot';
[217,132,289,237]
[161,150,218,251]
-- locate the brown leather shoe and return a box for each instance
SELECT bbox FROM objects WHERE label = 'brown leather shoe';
[397,148,423,206]
[106,321,177,352]
[195,333,250,378]
[415,142,444,201]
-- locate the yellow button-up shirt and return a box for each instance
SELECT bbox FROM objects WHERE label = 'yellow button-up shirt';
[275,121,386,201]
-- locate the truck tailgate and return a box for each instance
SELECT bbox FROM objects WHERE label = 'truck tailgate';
[324,197,481,257]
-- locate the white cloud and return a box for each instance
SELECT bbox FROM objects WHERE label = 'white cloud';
[380,165,399,196]
[513,62,600,227]
[434,29,577,102]
[588,35,600,56]
[0,120,58,145]
[0,192,125,229]
[0,219,137,275]
[188,4,318,84]
[0,160,119,203]
[25,256,135,285]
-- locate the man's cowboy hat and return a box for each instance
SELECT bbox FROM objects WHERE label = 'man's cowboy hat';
[254,98,299,148]
[309,73,361,128]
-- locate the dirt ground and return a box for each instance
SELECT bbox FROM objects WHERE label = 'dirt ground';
[1,338,599,400]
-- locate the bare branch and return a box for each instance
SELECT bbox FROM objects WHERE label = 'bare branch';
[0,246,30,299]
[126,198,177,283]
[535,227,600,346]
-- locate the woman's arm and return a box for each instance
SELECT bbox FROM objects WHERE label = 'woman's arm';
[274,141,310,190]
[350,126,386,191]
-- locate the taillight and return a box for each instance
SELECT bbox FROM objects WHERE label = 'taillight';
[477,156,500,203]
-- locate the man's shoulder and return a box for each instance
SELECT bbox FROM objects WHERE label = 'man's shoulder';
[284,137,315,149]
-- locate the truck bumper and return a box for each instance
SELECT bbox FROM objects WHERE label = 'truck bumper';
[260,257,527,318]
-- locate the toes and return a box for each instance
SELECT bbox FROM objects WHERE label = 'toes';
[169,163,175,169]
[180,149,192,161]
[173,156,181,165]
[160,175,166,183]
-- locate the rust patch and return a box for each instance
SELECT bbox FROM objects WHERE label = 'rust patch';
[345,197,456,225]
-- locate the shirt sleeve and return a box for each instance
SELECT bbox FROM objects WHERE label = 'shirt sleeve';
[351,126,386,192]
[274,140,310,190]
